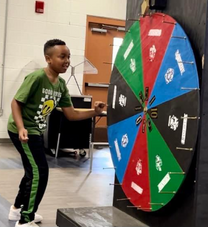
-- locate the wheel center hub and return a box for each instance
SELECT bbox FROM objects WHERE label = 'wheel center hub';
[143,106,147,114]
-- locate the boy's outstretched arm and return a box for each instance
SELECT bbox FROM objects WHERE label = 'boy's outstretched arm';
[62,101,106,121]
[11,99,29,143]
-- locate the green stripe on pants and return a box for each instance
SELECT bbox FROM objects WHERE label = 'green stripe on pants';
[21,143,39,222]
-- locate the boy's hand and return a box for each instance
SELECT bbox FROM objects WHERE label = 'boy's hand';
[94,101,106,115]
[19,128,29,143]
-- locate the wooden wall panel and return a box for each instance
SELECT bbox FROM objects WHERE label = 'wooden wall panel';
[113,1,208,226]
[126,0,143,29]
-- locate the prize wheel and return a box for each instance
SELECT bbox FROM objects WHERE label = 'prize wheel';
[107,13,200,212]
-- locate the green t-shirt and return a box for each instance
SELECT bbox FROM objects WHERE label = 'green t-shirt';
[8,68,72,135]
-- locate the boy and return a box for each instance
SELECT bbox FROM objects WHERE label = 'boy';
[7,39,105,227]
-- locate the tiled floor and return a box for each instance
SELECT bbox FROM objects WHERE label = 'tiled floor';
[0,142,115,227]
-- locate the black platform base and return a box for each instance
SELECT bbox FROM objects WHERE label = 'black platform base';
[56,206,147,227]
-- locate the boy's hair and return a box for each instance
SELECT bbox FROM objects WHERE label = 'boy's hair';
[44,39,66,55]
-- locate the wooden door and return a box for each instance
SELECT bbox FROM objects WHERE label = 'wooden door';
[83,16,125,138]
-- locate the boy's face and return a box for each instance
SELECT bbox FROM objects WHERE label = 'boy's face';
[46,45,70,74]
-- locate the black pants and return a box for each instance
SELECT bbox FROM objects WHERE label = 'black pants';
[8,131,49,224]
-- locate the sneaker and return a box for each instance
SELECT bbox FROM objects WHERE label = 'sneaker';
[15,221,39,227]
[8,205,21,221]
[33,213,43,223]
[8,205,43,223]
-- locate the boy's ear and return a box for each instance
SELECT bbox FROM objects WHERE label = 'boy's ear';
[45,55,51,64]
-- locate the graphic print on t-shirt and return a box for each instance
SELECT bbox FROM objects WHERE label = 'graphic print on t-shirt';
[34,88,61,129]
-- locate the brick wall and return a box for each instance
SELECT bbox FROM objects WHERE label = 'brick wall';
[0,0,127,138]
